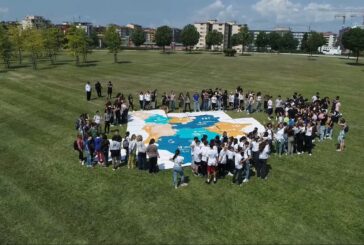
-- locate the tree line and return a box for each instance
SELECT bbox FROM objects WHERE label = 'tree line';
[1,23,363,69]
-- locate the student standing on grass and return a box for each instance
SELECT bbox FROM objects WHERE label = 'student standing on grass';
[305,122,313,156]
[75,134,84,165]
[110,130,122,171]
[85,81,92,101]
[193,92,200,112]
[101,134,109,166]
[337,118,348,152]
[242,141,252,183]
[232,147,243,186]
[94,133,104,165]
[128,94,134,111]
[104,108,112,134]
[146,138,160,173]
[107,81,113,99]
[136,135,147,170]
[139,92,144,110]
[171,149,187,189]
[257,136,270,180]
[127,134,137,169]
[95,81,102,97]
[206,141,218,184]
[84,135,94,168]
[184,92,191,112]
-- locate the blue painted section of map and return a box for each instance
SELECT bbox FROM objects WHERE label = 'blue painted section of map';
[145,114,169,124]
[158,115,221,163]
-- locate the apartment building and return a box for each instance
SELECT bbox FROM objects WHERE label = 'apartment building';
[21,16,51,29]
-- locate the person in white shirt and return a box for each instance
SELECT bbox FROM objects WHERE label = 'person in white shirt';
[85,82,92,101]
[139,92,144,110]
[136,135,147,170]
[144,91,151,110]
[206,143,218,184]
[275,95,283,117]
[171,149,187,189]
[232,147,244,185]
[229,92,235,110]
[93,110,101,132]
[267,97,273,120]
[256,92,262,112]
[305,122,313,155]
[275,123,285,156]
[257,139,270,180]
[191,139,201,176]
[242,141,252,182]
[200,141,209,176]
[218,143,228,177]
[226,146,235,176]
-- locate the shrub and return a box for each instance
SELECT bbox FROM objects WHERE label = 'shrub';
[223,49,237,57]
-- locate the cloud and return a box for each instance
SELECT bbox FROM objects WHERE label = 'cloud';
[0,7,9,13]
[252,0,339,24]
[195,0,240,22]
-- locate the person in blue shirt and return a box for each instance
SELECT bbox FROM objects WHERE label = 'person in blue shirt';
[193,92,200,112]
[94,134,103,165]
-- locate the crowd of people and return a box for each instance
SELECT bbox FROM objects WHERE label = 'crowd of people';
[79,82,349,189]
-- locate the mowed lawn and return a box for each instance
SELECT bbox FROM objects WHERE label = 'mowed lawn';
[0,50,363,245]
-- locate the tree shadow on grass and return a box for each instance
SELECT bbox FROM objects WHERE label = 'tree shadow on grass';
[78,63,97,68]
[116,61,132,64]
[210,52,223,55]
[0,69,8,73]
[184,51,203,55]
[346,62,364,66]
[240,53,252,56]
[10,64,30,69]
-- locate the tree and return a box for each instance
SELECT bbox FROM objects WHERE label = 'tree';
[131,27,146,47]
[66,26,92,65]
[206,30,223,51]
[342,28,364,64]
[104,26,122,63]
[307,32,326,56]
[180,24,200,52]
[255,32,269,52]
[231,24,253,54]
[268,32,282,52]
[8,26,24,64]
[0,25,12,69]
[300,32,309,52]
[155,25,172,52]
[23,28,44,70]
[280,32,298,52]
[42,27,62,64]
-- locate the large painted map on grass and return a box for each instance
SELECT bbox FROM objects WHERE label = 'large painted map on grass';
[127,110,265,169]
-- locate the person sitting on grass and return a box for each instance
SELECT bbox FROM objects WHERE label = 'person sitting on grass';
[171,149,188,189]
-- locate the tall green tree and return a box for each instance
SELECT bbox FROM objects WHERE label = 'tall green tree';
[300,32,309,52]
[0,25,12,69]
[66,26,92,65]
[104,26,122,63]
[155,25,172,52]
[23,28,44,70]
[131,27,146,47]
[8,26,24,64]
[42,27,62,64]
[307,32,326,56]
[231,24,253,54]
[255,31,269,52]
[206,30,223,51]
[280,32,298,52]
[268,32,282,52]
[342,28,364,64]
[181,24,200,52]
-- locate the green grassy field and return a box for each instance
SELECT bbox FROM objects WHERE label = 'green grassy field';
[0,50,363,245]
